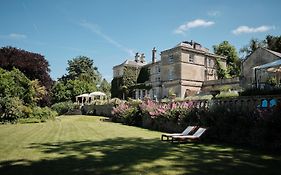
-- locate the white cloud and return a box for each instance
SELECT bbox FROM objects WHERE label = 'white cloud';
[0,33,27,39]
[174,19,215,34]
[207,10,221,17]
[9,33,27,39]
[79,20,134,57]
[232,25,275,35]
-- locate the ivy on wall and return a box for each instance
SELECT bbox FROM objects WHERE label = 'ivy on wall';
[111,66,140,99]
[137,67,150,83]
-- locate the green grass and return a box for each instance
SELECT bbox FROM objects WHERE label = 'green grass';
[0,115,280,175]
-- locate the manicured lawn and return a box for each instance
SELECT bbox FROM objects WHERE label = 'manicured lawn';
[0,115,280,175]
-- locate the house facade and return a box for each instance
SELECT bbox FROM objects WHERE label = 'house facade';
[159,41,226,99]
[242,47,281,88]
[113,41,227,100]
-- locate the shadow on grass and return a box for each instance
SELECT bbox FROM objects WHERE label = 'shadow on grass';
[0,138,280,175]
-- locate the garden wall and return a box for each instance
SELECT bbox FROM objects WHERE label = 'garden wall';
[82,104,114,117]
[111,95,281,150]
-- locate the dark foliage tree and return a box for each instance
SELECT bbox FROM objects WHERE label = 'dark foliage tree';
[0,46,52,89]
[111,77,122,99]
[265,35,281,53]
[0,46,53,106]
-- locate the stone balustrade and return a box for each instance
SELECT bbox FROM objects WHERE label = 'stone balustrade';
[187,95,281,111]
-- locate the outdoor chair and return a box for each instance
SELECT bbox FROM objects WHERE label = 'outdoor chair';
[171,127,207,143]
[161,126,196,141]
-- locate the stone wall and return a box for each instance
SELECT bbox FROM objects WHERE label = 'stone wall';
[82,104,114,117]
[188,95,281,111]
[201,77,241,92]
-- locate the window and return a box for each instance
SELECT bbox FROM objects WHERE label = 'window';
[189,54,194,63]
[158,66,161,72]
[168,55,174,63]
[208,59,211,67]
[168,68,173,80]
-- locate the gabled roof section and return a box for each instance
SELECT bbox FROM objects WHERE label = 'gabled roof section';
[113,59,146,68]
[264,48,281,58]
[244,47,281,62]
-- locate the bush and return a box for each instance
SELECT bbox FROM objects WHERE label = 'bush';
[240,88,281,96]
[0,97,32,123]
[30,106,57,121]
[51,101,76,115]
[110,98,281,150]
[111,102,135,124]
[18,106,57,123]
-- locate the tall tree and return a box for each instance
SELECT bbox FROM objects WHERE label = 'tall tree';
[66,56,101,83]
[0,46,53,106]
[265,35,281,53]
[213,41,241,77]
[240,38,266,58]
[0,46,52,89]
[99,78,111,96]
[52,56,101,103]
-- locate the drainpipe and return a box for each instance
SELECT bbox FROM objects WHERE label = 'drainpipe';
[255,68,258,88]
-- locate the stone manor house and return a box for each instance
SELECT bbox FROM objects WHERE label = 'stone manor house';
[113,41,227,100]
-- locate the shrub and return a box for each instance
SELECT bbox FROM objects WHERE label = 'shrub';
[240,88,281,96]
[111,102,135,124]
[31,106,57,121]
[0,97,35,123]
[18,106,57,123]
[51,101,76,115]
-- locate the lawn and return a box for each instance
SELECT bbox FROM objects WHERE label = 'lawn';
[0,115,280,175]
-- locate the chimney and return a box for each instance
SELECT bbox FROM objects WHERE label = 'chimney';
[152,47,157,63]
[135,52,139,62]
[140,53,146,63]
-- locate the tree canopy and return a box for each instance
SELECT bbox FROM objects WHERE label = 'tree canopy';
[240,38,266,58]
[65,56,101,83]
[240,35,281,58]
[0,68,53,121]
[0,46,52,89]
[99,78,111,97]
[52,56,101,103]
[265,35,281,53]
[111,66,140,99]
[213,41,241,78]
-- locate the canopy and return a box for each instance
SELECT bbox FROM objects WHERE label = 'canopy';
[89,91,106,96]
[76,93,90,97]
[253,59,281,70]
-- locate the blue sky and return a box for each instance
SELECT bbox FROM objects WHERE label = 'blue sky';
[0,0,280,82]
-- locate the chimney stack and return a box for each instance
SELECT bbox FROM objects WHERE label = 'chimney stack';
[135,52,139,62]
[140,53,146,63]
[152,47,157,63]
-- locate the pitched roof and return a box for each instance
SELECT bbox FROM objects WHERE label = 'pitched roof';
[264,48,281,58]
[113,59,146,68]
[243,47,281,63]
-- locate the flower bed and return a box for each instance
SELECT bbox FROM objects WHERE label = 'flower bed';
[111,98,281,150]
